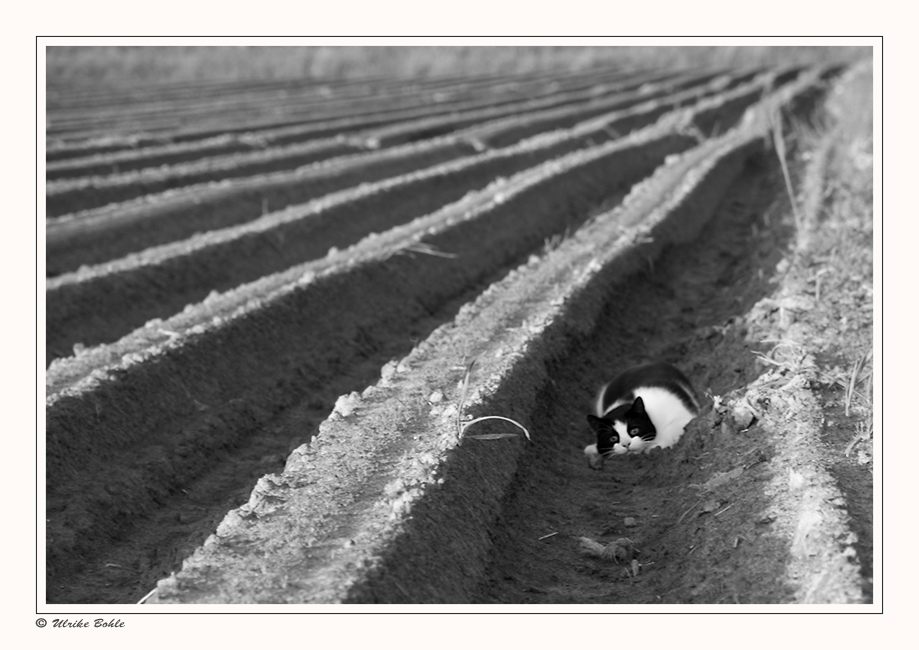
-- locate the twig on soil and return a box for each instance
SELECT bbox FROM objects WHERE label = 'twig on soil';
[845,350,872,416]
[771,107,803,242]
[383,241,458,262]
[714,503,735,517]
[538,531,558,541]
[137,587,157,605]
[402,242,458,259]
[844,419,873,457]
[462,416,531,441]
[821,373,867,404]
[603,126,620,140]
[678,497,706,524]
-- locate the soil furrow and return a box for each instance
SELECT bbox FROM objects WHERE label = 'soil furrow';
[45,139,479,275]
[45,130,696,365]
[45,67,644,176]
[45,65,613,136]
[43,70,525,159]
[45,136,362,182]
[458,68,759,150]
[46,69,772,277]
[46,106,697,602]
[47,72,432,121]
[471,144,794,604]
[44,59,870,607]
[44,69,668,214]
[152,77,811,604]
[46,69,501,112]
[144,68,842,605]
[46,67,646,160]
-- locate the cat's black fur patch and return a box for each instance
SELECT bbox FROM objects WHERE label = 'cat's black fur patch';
[598,362,700,416]
[586,413,619,455]
[587,396,657,456]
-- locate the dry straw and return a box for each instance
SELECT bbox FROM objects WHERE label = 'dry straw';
[770,107,803,243]
[455,356,531,442]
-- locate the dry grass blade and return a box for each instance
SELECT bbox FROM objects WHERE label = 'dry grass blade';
[455,356,477,438]
[771,107,802,237]
[137,587,157,605]
[381,241,458,263]
[844,419,873,457]
[678,497,706,524]
[845,350,872,416]
[465,432,523,440]
[454,355,531,442]
[752,350,787,368]
[402,242,458,259]
[462,416,531,441]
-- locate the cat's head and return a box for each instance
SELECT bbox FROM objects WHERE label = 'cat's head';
[584,397,656,469]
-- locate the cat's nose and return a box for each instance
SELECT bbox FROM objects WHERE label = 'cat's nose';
[628,438,647,452]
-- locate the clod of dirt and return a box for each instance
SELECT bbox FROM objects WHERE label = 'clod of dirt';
[332,391,362,418]
[579,536,639,564]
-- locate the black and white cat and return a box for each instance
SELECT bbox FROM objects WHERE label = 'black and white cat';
[585,362,700,469]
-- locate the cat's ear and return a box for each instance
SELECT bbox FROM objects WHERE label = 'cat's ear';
[586,414,611,434]
[631,396,646,414]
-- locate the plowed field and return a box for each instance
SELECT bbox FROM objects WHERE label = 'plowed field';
[45,59,874,605]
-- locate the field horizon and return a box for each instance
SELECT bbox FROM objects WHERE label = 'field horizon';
[46,44,871,87]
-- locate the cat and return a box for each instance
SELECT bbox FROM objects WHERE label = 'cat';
[584,362,701,469]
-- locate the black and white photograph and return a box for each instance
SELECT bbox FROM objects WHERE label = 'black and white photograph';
[17,12,899,644]
[42,39,876,607]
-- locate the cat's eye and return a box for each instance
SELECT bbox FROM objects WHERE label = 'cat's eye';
[629,428,639,436]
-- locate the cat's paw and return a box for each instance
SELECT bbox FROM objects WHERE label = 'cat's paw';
[584,444,605,470]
